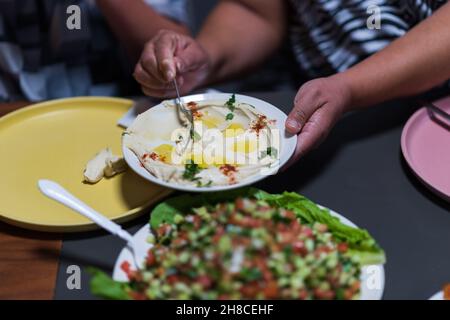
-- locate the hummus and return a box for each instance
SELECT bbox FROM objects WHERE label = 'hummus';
[123,95,280,187]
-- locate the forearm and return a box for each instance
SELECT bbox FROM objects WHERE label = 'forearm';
[196,0,286,85]
[339,2,450,109]
[96,0,190,63]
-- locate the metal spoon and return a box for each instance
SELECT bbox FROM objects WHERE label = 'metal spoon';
[173,79,194,136]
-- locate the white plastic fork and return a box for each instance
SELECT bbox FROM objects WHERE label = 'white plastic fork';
[37,179,147,269]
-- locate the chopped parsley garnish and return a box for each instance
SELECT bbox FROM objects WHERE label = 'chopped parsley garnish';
[192,130,201,142]
[189,129,196,139]
[225,94,236,112]
[225,94,237,121]
[260,147,278,159]
[225,113,234,121]
[183,160,201,181]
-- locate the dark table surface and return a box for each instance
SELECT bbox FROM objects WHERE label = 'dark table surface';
[54,91,450,300]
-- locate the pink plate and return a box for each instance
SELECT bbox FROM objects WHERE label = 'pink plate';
[401,96,450,201]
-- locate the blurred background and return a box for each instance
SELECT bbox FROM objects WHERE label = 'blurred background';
[0,0,300,102]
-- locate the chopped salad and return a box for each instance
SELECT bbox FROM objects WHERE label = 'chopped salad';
[90,189,385,300]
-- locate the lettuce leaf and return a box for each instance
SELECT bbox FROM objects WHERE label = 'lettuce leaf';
[88,268,131,300]
[254,191,385,265]
[150,188,385,265]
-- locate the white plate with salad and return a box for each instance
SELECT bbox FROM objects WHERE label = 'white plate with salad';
[90,189,385,300]
[122,93,297,192]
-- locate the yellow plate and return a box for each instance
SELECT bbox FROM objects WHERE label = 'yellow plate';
[0,97,171,232]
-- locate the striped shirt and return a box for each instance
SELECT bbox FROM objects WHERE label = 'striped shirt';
[289,0,448,78]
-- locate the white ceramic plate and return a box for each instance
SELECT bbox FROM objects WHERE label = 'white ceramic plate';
[113,206,385,300]
[122,93,297,192]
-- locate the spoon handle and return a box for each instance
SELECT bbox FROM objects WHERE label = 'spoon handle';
[37,179,133,243]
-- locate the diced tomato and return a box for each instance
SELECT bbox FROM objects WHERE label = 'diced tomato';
[241,217,262,228]
[327,276,339,288]
[258,205,272,212]
[131,271,143,282]
[235,198,245,211]
[229,213,240,225]
[337,243,349,253]
[212,227,225,243]
[240,282,259,298]
[234,237,251,247]
[314,288,336,300]
[146,251,156,267]
[217,203,228,214]
[315,223,328,233]
[120,261,131,275]
[298,289,309,300]
[157,267,165,277]
[129,291,147,300]
[278,223,289,232]
[315,245,332,256]
[351,281,360,292]
[279,231,295,243]
[293,240,308,256]
[344,288,355,300]
[197,275,213,289]
[290,220,301,232]
[166,274,179,285]
[283,210,296,220]
[156,224,167,237]
[263,281,279,299]
[301,226,313,238]
[173,237,187,247]
[255,259,272,281]
[270,242,282,252]
[193,215,201,229]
